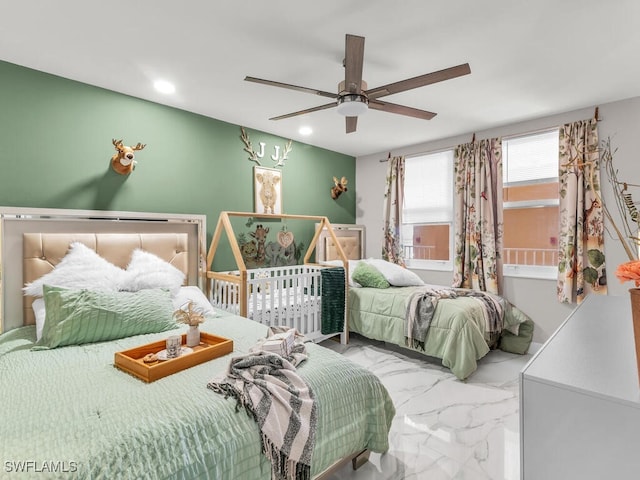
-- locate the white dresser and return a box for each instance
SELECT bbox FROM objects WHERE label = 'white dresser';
[520,294,640,479]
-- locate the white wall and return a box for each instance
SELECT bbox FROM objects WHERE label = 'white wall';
[356,96,640,343]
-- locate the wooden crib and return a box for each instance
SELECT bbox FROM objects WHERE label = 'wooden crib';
[206,212,351,343]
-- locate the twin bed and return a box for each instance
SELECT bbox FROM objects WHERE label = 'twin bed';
[347,281,533,380]
[0,208,395,479]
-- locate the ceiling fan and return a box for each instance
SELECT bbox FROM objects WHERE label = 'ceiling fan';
[245,34,471,133]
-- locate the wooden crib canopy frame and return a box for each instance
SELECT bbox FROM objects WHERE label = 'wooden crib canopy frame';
[205,211,350,340]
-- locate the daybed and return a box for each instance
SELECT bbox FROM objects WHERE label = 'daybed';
[0,208,395,480]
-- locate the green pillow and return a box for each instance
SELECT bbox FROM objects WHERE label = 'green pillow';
[499,319,534,355]
[352,262,390,289]
[33,285,178,350]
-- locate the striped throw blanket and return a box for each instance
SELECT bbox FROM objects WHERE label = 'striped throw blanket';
[405,287,457,350]
[208,328,316,480]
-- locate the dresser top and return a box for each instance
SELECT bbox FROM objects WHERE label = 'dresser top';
[522,294,640,406]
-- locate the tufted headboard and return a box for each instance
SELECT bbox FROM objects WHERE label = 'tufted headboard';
[315,224,365,262]
[0,207,206,333]
[21,233,189,326]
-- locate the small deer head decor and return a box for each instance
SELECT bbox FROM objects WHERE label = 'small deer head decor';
[331,176,348,199]
[111,139,146,175]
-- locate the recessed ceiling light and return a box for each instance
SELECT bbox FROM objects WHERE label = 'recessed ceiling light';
[154,79,175,94]
[299,126,312,136]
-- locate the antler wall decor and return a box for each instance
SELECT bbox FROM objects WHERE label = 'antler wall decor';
[240,127,292,167]
[111,138,146,175]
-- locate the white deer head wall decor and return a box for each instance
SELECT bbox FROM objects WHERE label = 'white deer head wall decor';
[111,138,146,175]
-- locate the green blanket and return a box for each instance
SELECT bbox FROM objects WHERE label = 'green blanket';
[349,286,532,380]
[320,267,345,335]
[0,311,394,479]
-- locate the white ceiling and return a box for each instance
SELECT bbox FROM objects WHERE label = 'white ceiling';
[1,1,639,157]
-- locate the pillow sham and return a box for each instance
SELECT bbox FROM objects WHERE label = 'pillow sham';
[121,249,185,296]
[33,285,178,350]
[365,258,425,287]
[23,242,127,297]
[352,262,390,289]
[33,285,213,342]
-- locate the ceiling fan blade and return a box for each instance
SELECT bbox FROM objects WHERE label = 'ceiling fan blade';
[346,116,358,133]
[369,100,437,120]
[245,76,338,99]
[366,63,471,99]
[344,34,365,93]
[269,102,336,121]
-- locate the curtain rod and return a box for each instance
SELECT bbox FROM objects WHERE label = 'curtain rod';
[376,107,600,161]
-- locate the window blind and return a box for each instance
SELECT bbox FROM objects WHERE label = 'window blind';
[503,129,559,184]
[403,150,454,224]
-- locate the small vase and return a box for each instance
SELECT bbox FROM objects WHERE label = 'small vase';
[629,288,640,386]
[186,325,201,347]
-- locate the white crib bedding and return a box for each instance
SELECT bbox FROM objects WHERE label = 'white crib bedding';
[247,291,321,323]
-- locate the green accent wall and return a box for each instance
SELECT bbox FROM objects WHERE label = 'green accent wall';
[0,60,355,270]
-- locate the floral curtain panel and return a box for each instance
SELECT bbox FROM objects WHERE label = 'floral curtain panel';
[557,118,607,303]
[382,155,405,265]
[453,138,503,294]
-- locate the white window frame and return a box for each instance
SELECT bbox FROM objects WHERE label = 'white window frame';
[502,129,559,280]
[401,150,454,271]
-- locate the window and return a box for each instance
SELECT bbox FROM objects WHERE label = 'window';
[401,150,454,270]
[502,129,559,278]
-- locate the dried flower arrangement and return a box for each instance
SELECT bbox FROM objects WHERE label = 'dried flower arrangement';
[600,137,640,262]
[173,301,206,327]
[599,137,640,287]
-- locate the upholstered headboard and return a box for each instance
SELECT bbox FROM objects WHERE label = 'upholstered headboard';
[21,233,189,326]
[315,224,365,262]
[0,207,206,332]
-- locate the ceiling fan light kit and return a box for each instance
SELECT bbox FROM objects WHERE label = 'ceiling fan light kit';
[336,94,369,116]
[246,34,471,133]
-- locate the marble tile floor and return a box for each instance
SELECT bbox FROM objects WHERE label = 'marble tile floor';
[321,335,536,480]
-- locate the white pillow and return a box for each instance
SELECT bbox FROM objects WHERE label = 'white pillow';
[365,258,425,286]
[121,249,185,296]
[172,286,215,315]
[23,242,127,297]
[33,297,46,341]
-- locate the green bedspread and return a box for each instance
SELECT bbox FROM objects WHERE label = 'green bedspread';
[0,311,394,479]
[348,286,531,380]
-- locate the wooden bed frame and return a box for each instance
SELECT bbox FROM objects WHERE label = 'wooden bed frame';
[0,206,372,478]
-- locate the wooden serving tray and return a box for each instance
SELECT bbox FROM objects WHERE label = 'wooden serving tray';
[114,331,234,382]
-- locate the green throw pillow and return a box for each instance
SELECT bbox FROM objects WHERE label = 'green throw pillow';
[499,319,534,355]
[352,262,390,289]
[33,285,178,350]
